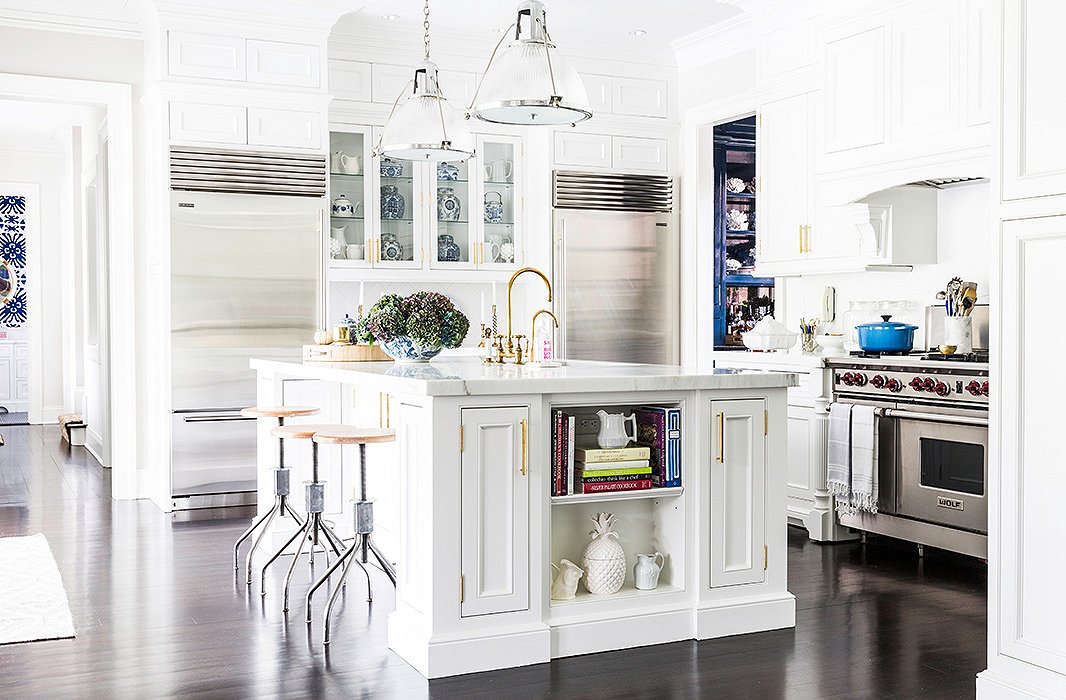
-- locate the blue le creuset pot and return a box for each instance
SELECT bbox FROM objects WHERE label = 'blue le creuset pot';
[856,315,918,353]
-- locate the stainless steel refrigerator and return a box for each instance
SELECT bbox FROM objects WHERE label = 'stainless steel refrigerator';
[170,190,321,508]
[552,171,678,365]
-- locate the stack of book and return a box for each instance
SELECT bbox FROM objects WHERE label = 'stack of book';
[574,446,654,494]
[551,409,575,496]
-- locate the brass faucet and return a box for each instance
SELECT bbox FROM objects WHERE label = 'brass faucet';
[487,267,553,365]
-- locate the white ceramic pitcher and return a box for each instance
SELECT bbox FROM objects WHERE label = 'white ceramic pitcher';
[596,410,637,449]
[633,552,665,590]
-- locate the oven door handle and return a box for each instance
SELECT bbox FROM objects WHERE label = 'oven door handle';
[880,408,988,427]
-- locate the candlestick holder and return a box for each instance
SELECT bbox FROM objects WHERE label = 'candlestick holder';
[490,304,498,337]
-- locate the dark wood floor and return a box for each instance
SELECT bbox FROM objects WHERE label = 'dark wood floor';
[0,425,986,699]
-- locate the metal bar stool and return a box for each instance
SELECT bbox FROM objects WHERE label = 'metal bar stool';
[259,423,349,610]
[233,405,320,584]
[302,426,397,645]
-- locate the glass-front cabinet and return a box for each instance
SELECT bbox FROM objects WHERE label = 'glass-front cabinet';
[327,125,523,275]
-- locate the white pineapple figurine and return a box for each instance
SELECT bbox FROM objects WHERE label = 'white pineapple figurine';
[581,512,626,595]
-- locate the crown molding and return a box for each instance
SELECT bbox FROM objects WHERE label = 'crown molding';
[671,13,755,72]
[146,0,359,35]
[0,10,141,39]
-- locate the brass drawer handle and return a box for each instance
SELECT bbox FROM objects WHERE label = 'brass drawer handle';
[716,411,725,463]
[520,418,527,476]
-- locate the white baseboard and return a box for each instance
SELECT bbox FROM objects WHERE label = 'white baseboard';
[40,405,64,424]
[977,668,1066,699]
[695,591,797,640]
[551,605,693,659]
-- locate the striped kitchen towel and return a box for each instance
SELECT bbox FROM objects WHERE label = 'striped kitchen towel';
[826,402,853,514]
[849,404,879,513]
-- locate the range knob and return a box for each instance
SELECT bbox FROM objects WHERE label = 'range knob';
[923,377,937,391]
[886,378,903,393]
[852,373,868,387]
[966,380,982,396]
[870,374,887,389]
[909,377,925,391]
[981,381,990,397]
[935,381,951,397]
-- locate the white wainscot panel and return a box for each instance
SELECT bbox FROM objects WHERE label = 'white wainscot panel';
[890,5,959,141]
[824,27,886,153]
[554,131,612,169]
[169,102,247,144]
[329,59,373,101]
[581,74,613,113]
[613,77,669,118]
[247,108,321,149]
[246,39,321,88]
[757,22,811,80]
[438,70,478,107]
[373,64,413,104]
[168,31,246,81]
[613,136,669,173]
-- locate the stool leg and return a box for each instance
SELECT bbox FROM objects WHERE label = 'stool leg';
[233,507,274,571]
[282,521,313,612]
[366,537,397,586]
[324,552,372,646]
[243,507,278,584]
[305,540,357,623]
[260,522,306,596]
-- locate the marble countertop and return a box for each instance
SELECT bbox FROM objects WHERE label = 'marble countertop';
[712,350,836,370]
[251,357,798,397]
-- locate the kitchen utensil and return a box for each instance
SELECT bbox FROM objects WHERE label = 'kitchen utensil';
[595,410,637,449]
[484,191,505,223]
[856,315,918,353]
[939,344,958,355]
[944,315,973,353]
[331,194,354,217]
[800,318,819,354]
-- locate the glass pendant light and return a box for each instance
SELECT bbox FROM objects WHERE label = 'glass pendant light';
[470,0,592,126]
[376,0,475,162]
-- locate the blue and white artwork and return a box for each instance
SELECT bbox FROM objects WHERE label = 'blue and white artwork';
[0,194,27,327]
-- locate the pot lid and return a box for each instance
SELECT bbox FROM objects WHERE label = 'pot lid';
[856,314,918,331]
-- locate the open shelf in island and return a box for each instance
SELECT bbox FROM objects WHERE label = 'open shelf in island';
[551,486,683,505]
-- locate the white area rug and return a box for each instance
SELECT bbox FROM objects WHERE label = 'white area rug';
[0,533,75,644]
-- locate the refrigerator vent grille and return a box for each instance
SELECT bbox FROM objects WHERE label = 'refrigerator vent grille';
[169,147,326,197]
[553,171,673,212]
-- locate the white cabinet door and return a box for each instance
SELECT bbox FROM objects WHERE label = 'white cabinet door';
[612,136,668,173]
[786,404,814,505]
[824,27,886,153]
[438,70,478,107]
[889,4,960,141]
[757,93,809,265]
[757,21,811,81]
[168,31,246,81]
[997,215,1066,676]
[709,399,766,588]
[964,0,994,126]
[247,108,321,149]
[328,59,373,102]
[246,40,321,88]
[0,358,11,400]
[169,102,247,145]
[1002,0,1066,200]
[582,74,613,113]
[280,379,343,517]
[613,77,669,118]
[460,406,529,617]
[554,131,612,169]
[372,64,413,104]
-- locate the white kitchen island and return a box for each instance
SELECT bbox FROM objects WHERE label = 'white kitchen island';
[250,356,797,678]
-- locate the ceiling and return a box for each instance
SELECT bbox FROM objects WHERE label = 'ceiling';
[337,1,743,47]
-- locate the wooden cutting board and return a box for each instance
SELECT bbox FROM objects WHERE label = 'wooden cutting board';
[302,344,391,362]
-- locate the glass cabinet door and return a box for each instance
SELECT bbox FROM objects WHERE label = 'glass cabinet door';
[477,136,520,270]
[374,154,421,268]
[328,129,370,266]
[430,158,474,269]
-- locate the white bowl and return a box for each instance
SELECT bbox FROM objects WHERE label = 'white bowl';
[816,334,846,352]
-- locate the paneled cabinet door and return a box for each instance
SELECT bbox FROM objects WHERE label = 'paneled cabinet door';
[998,216,1066,675]
[370,126,424,269]
[1002,0,1066,200]
[889,4,960,142]
[477,135,522,270]
[824,26,886,153]
[460,406,529,617]
[709,399,766,588]
[0,358,11,400]
[786,404,815,506]
[757,93,809,265]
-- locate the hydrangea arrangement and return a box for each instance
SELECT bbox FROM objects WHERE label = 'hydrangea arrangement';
[361,291,469,362]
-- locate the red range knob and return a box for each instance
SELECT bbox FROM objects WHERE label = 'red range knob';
[841,372,856,386]
[966,380,982,396]
[981,381,990,397]
[870,375,887,389]
[909,377,925,391]
[923,377,936,391]
[886,378,903,393]
[935,381,951,397]
[853,373,868,387]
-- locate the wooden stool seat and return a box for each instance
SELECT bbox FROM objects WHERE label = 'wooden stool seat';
[271,423,344,440]
[242,405,320,419]
[312,427,396,445]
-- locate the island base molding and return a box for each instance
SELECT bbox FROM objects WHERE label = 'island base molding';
[550,607,693,659]
[695,592,797,640]
[787,502,857,543]
[977,666,1066,700]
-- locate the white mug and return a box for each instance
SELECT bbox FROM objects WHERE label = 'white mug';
[346,244,364,261]
[484,159,513,181]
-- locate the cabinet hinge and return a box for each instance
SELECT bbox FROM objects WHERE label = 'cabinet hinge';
[763,544,768,570]
[459,573,465,602]
[764,410,768,435]
[460,424,465,452]
[758,113,762,128]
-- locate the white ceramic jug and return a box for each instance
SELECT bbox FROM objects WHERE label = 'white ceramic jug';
[340,153,362,175]
[596,410,637,449]
[633,552,664,590]
[550,559,583,600]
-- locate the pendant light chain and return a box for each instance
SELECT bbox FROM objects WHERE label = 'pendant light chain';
[423,0,431,61]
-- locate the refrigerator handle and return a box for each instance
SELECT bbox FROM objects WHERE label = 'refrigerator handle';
[181,415,258,424]
[553,216,566,359]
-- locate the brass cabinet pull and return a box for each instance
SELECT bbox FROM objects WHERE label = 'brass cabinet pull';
[716,411,725,463]
[798,225,803,254]
[378,392,384,428]
[480,242,486,266]
[520,418,527,476]
[386,394,391,428]
[806,224,812,253]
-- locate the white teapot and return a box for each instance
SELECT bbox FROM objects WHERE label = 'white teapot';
[596,410,637,449]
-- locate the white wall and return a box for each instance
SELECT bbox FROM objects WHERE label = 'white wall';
[779,180,991,349]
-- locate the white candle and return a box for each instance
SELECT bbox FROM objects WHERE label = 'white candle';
[480,292,486,326]
[359,280,365,307]
[492,282,498,307]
